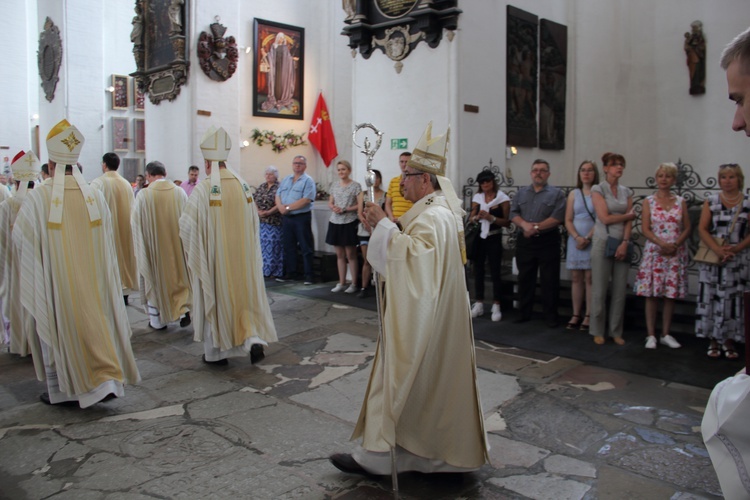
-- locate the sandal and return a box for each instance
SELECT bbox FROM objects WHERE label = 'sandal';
[566,315,582,330]
[580,315,590,332]
[707,343,721,359]
[723,342,739,360]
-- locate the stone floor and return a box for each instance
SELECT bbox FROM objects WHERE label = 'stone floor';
[0,281,721,499]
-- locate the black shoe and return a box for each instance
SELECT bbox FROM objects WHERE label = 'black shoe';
[513,317,531,324]
[123,295,129,306]
[180,312,191,328]
[303,276,314,285]
[357,288,368,299]
[150,323,167,331]
[329,453,373,476]
[250,344,265,364]
[101,393,118,402]
[39,392,78,407]
[202,355,228,366]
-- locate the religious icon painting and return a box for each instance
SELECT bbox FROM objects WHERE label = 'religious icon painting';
[506,6,538,148]
[133,79,145,111]
[134,118,146,153]
[112,117,129,152]
[112,74,129,110]
[252,19,305,120]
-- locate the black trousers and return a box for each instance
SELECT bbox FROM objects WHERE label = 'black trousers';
[473,232,503,302]
[515,230,560,321]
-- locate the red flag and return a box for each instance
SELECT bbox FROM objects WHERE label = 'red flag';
[308,92,338,167]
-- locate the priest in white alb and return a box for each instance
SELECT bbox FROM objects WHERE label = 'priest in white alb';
[13,119,141,407]
[330,123,490,475]
[179,126,277,365]
[132,160,191,330]
[0,150,42,364]
[90,152,138,304]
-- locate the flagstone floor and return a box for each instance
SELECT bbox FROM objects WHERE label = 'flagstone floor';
[0,282,720,499]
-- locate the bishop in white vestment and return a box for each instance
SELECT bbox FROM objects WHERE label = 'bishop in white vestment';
[179,127,277,364]
[132,161,191,329]
[331,124,490,475]
[14,120,140,407]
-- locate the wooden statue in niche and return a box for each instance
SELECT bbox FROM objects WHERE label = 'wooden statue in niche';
[685,20,706,95]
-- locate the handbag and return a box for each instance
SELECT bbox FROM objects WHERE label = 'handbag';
[693,204,742,265]
[464,221,480,259]
[605,236,635,261]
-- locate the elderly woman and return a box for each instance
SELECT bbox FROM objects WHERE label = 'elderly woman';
[468,170,510,322]
[696,163,750,359]
[255,165,284,278]
[634,163,690,350]
[564,160,599,331]
[590,152,636,345]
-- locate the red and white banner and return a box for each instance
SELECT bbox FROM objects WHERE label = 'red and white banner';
[308,92,338,167]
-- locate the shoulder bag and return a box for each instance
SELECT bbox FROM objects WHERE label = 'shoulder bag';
[693,203,743,265]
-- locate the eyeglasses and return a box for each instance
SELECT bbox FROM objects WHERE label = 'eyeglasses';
[720,164,740,169]
[479,179,494,184]
[292,162,306,165]
[531,169,549,174]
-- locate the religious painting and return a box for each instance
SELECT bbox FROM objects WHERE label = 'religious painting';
[112,74,129,110]
[112,117,129,152]
[134,118,146,153]
[539,19,567,150]
[121,158,143,183]
[134,78,145,111]
[130,0,189,104]
[253,19,304,120]
[506,6,538,148]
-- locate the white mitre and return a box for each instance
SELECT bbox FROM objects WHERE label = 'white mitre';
[10,150,41,200]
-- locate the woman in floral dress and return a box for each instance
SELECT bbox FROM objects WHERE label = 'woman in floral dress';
[634,163,690,350]
[696,164,750,359]
[255,166,284,278]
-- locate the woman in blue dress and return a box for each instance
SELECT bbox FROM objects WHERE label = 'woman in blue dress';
[564,160,599,330]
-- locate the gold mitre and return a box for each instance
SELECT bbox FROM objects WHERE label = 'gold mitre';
[11,150,41,182]
[407,122,449,176]
[200,126,231,162]
[46,119,85,165]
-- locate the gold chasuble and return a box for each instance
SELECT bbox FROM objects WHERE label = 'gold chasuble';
[132,179,191,322]
[352,194,489,470]
[90,171,138,290]
[179,169,277,351]
[13,176,141,400]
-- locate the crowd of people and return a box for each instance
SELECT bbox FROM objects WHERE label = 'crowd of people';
[466,154,749,359]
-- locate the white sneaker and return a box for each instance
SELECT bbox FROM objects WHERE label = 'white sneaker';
[331,283,346,292]
[491,304,502,322]
[660,335,681,349]
[645,336,657,349]
[471,302,484,318]
[345,284,358,293]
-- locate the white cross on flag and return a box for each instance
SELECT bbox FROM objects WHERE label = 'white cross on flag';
[308,92,338,167]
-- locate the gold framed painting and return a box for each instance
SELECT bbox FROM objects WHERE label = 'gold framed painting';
[112,74,129,110]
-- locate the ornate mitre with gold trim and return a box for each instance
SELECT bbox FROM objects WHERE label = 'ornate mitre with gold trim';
[46,119,101,228]
[10,150,41,200]
[407,122,468,263]
[199,126,253,207]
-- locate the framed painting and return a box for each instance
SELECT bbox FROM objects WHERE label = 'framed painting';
[134,118,146,153]
[252,18,304,120]
[121,158,143,183]
[539,19,567,150]
[112,117,129,152]
[112,74,129,110]
[133,78,145,111]
[506,6,538,148]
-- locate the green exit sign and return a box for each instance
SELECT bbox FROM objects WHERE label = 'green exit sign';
[390,138,408,150]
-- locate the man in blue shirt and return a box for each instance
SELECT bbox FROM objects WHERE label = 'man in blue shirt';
[275,155,317,284]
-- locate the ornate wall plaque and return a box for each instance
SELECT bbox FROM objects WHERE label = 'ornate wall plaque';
[130,0,190,104]
[342,0,461,69]
[37,17,62,103]
[198,22,238,82]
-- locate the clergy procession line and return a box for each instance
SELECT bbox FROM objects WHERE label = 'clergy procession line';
[0,119,489,478]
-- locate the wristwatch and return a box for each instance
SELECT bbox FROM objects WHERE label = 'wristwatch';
[285,206,290,212]
[534,224,540,231]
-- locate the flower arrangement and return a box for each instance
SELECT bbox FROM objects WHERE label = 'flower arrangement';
[249,128,306,153]
[315,182,329,201]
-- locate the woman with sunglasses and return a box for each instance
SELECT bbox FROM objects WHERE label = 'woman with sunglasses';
[468,170,510,322]
[696,163,750,359]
